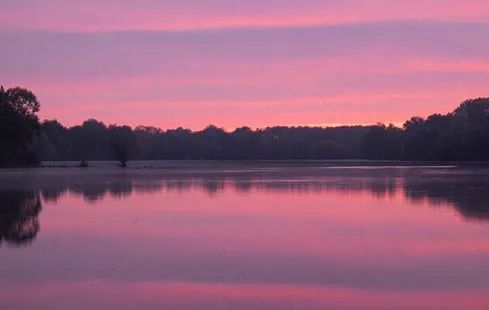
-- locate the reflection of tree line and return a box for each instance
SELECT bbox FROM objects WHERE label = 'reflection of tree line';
[2,172,489,246]
[403,176,489,221]
[38,177,401,203]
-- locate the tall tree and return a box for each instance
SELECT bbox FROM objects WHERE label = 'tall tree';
[0,87,41,167]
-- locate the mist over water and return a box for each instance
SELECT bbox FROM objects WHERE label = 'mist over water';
[1,162,489,309]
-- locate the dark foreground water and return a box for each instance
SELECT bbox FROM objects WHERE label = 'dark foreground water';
[1,161,489,309]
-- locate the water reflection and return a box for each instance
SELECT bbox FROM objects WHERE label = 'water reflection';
[0,190,42,246]
[35,170,489,221]
[1,166,489,247]
[403,176,489,220]
[2,165,489,309]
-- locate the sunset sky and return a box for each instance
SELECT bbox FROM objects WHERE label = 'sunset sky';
[1,0,489,130]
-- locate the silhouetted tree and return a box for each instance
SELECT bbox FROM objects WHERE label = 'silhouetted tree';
[0,86,41,167]
[40,120,70,160]
[362,124,402,160]
[109,125,134,167]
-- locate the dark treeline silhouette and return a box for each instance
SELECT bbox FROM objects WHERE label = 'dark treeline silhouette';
[40,97,489,162]
[2,86,489,166]
[363,98,489,160]
[41,120,368,162]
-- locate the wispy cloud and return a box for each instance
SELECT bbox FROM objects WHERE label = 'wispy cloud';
[1,0,489,31]
[1,2,488,128]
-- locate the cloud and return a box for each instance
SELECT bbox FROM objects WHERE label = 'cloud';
[1,21,488,128]
[1,0,489,31]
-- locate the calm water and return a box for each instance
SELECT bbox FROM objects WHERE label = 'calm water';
[1,161,489,309]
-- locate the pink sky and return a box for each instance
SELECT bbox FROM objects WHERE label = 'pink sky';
[1,0,489,129]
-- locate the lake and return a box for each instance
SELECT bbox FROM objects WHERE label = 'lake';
[1,161,489,309]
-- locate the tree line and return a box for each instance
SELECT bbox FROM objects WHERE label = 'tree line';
[1,86,489,167]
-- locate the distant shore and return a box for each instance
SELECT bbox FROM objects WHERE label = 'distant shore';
[33,159,489,170]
